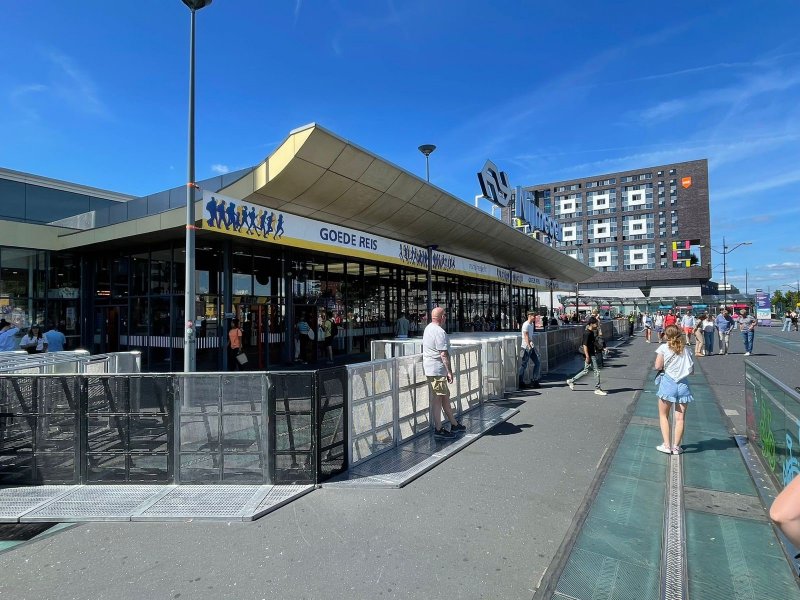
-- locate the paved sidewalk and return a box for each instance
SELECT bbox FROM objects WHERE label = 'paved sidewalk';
[543,336,800,599]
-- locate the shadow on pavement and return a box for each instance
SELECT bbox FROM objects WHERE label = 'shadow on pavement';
[683,436,738,453]
[485,422,533,436]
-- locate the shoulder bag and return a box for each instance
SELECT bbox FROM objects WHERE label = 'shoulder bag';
[654,353,677,386]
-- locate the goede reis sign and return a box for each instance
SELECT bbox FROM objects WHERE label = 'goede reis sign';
[477,160,563,242]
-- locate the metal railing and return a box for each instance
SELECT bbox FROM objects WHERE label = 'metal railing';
[348,345,483,467]
[0,351,141,375]
[745,361,800,489]
[0,368,346,486]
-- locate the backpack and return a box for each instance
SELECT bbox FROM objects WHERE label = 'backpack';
[329,320,338,338]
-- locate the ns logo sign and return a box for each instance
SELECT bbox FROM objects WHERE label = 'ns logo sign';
[477,160,512,208]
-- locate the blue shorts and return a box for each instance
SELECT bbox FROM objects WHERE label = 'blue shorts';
[657,373,693,404]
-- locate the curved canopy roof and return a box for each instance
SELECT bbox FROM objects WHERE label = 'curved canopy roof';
[219,123,595,284]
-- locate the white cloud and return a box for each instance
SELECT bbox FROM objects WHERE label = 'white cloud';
[211,164,230,174]
[763,262,800,271]
[714,169,800,201]
[45,50,110,119]
[636,66,800,123]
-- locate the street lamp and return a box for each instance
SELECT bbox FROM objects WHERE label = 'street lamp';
[418,144,436,182]
[702,237,752,312]
[180,0,213,372]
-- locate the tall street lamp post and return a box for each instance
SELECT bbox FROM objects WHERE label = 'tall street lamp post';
[702,237,752,312]
[419,144,436,318]
[418,144,436,182]
[180,0,212,372]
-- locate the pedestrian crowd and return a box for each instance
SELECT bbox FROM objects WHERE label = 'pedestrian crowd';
[782,310,799,332]
[641,307,757,357]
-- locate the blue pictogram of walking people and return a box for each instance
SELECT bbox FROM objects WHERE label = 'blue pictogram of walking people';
[205,196,285,240]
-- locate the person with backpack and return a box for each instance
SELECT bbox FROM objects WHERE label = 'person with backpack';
[566,317,608,396]
[323,310,336,364]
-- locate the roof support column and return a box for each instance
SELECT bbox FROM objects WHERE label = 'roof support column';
[427,245,436,319]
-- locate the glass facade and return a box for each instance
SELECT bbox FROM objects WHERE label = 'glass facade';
[0,239,540,372]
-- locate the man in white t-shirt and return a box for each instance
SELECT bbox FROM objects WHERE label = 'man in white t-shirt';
[422,307,465,439]
[518,310,541,389]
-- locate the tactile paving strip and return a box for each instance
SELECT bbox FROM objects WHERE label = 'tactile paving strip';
[22,485,165,522]
[0,486,78,522]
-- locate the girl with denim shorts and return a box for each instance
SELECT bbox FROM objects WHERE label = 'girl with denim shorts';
[654,324,695,455]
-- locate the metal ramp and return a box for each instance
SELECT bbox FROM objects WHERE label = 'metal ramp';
[0,484,313,523]
[323,403,519,488]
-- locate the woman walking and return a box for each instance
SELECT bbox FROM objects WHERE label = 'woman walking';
[655,324,695,455]
[693,314,706,356]
[701,313,715,356]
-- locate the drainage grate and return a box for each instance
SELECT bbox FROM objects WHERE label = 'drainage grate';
[661,455,687,600]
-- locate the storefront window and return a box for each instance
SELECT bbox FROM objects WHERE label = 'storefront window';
[132,253,149,296]
[150,249,172,295]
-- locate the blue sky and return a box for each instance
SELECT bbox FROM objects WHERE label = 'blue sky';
[2,1,799,296]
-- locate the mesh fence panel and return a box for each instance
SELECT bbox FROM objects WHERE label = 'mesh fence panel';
[452,345,482,412]
[0,375,80,484]
[176,373,267,484]
[501,337,520,390]
[348,361,396,466]
[316,367,347,480]
[396,355,431,442]
[85,375,173,483]
[270,372,314,484]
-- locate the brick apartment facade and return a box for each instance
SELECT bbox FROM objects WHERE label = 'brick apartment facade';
[519,159,711,300]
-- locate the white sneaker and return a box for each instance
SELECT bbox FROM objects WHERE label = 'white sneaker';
[566,379,574,390]
[656,443,672,455]
[744,352,751,356]
[718,351,724,355]
[594,388,608,396]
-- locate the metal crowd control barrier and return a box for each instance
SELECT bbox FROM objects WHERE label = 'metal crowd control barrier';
[450,338,506,398]
[543,326,583,369]
[611,318,629,338]
[0,351,140,375]
[370,339,422,360]
[744,361,800,490]
[0,368,347,486]
[348,345,483,467]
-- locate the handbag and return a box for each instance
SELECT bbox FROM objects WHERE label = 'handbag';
[235,350,248,366]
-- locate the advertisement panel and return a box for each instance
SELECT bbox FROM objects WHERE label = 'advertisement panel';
[756,291,771,324]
